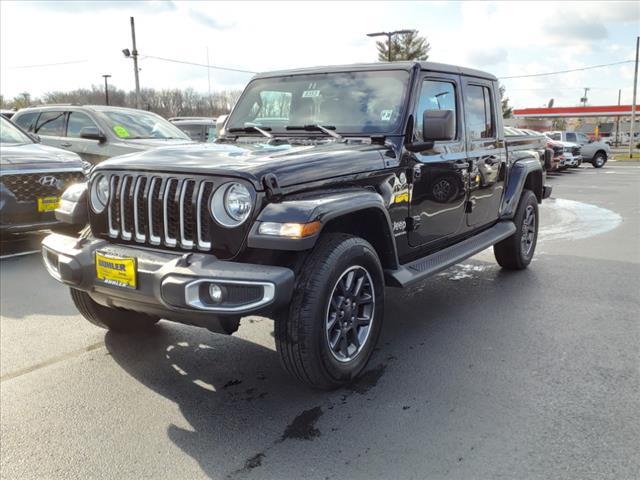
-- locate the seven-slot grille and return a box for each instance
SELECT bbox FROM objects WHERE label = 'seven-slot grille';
[1,171,85,201]
[104,173,214,251]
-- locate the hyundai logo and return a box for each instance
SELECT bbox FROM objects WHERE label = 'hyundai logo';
[38,175,62,188]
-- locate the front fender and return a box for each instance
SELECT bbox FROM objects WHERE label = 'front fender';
[500,155,543,219]
[247,189,396,253]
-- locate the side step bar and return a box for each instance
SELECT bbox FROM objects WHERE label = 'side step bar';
[385,221,516,288]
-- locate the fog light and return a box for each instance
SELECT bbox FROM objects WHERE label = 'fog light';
[208,284,223,303]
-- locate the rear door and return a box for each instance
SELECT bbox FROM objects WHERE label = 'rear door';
[65,111,110,164]
[33,111,67,149]
[461,79,506,229]
[408,74,468,248]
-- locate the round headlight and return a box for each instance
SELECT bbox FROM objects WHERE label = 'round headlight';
[210,182,253,227]
[224,183,252,222]
[90,175,110,213]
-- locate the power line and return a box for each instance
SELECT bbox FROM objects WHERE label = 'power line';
[142,55,256,74]
[499,60,634,79]
[7,60,88,69]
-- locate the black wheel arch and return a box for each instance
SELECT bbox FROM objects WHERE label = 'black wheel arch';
[500,156,543,220]
[247,189,399,270]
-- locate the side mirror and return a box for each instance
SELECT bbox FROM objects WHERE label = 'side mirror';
[406,110,455,153]
[80,126,106,143]
[28,133,41,143]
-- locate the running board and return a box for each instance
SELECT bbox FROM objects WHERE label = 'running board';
[386,221,516,288]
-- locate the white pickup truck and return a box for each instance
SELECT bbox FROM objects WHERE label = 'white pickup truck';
[545,131,610,168]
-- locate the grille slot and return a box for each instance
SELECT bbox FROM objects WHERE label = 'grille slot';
[103,173,213,251]
[1,171,85,201]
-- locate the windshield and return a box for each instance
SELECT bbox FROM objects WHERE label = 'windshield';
[0,116,33,145]
[100,110,190,140]
[226,70,411,135]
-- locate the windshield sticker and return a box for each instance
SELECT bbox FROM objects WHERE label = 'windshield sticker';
[302,90,320,98]
[380,110,393,121]
[113,125,130,138]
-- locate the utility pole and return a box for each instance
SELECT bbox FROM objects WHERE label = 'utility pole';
[206,47,212,114]
[629,36,639,159]
[615,89,621,147]
[102,74,111,105]
[366,30,415,62]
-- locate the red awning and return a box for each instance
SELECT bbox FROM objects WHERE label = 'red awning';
[513,105,634,118]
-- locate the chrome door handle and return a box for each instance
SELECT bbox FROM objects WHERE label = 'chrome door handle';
[61,142,72,147]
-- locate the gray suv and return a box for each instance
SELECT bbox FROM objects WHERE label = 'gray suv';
[545,131,610,168]
[12,105,193,165]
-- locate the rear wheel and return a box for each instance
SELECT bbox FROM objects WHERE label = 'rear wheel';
[494,189,538,270]
[70,288,159,332]
[275,234,384,390]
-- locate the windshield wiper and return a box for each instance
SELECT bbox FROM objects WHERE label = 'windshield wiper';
[227,126,273,139]
[285,124,343,140]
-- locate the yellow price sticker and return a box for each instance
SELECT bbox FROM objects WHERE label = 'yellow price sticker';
[113,125,130,138]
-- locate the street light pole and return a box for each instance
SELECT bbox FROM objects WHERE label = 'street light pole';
[366,30,415,62]
[102,74,111,105]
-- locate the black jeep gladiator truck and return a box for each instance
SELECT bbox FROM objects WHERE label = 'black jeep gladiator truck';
[42,61,551,389]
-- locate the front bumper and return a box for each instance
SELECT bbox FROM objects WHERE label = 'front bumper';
[41,234,295,330]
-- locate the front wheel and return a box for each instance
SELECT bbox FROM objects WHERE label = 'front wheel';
[592,152,606,168]
[494,189,539,270]
[275,234,384,390]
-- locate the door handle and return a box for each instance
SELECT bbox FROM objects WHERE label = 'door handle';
[61,142,72,147]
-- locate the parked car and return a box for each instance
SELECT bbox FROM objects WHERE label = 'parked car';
[12,105,193,165]
[504,127,551,171]
[42,61,551,389]
[168,117,217,142]
[0,116,86,235]
[545,131,609,168]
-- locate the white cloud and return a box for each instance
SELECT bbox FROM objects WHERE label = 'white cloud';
[1,0,637,109]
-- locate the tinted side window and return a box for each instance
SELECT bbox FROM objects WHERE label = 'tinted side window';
[35,111,66,136]
[549,132,561,141]
[14,111,39,132]
[67,112,98,138]
[465,85,494,140]
[415,79,457,141]
[566,132,577,142]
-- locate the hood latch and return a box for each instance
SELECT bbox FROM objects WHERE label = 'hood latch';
[262,173,283,202]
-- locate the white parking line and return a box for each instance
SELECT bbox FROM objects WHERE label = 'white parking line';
[0,250,40,260]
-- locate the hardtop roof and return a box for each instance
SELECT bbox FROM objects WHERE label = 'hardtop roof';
[253,61,497,81]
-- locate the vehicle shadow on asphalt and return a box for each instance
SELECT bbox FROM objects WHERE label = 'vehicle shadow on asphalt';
[102,254,639,479]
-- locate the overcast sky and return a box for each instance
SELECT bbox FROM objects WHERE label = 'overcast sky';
[1,1,638,109]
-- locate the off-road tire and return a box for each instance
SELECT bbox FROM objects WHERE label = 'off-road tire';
[494,189,538,270]
[275,233,384,390]
[219,316,241,335]
[592,152,606,168]
[70,288,159,332]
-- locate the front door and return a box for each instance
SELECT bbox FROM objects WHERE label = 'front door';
[65,111,110,164]
[461,80,506,228]
[408,74,468,248]
[33,110,67,150]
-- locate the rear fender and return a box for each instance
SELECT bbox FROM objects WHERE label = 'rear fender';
[501,154,543,219]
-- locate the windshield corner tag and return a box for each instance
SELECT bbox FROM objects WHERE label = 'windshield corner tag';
[262,173,283,202]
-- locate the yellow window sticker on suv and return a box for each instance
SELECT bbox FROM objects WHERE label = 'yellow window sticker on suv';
[113,125,130,138]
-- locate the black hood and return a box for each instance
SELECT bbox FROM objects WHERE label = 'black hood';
[94,141,388,190]
[0,143,83,171]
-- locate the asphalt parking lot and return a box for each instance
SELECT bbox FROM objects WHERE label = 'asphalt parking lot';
[1,162,639,480]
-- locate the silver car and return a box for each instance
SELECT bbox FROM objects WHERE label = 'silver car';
[12,105,194,165]
[545,131,610,168]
